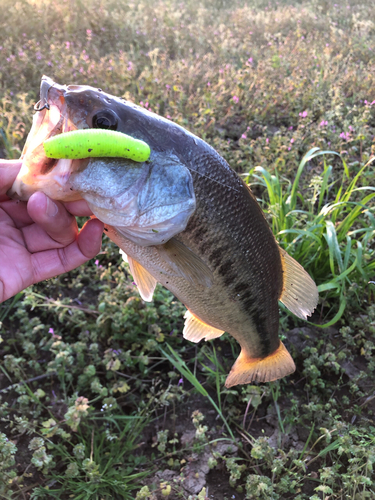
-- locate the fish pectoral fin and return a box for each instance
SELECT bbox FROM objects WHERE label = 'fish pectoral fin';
[225,341,295,388]
[157,238,214,288]
[278,247,319,320]
[183,310,225,343]
[127,255,157,302]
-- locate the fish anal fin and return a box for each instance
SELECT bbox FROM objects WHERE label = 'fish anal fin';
[279,247,318,320]
[158,238,214,288]
[127,255,157,302]
[183,310,225,343]
[225,341,295,388]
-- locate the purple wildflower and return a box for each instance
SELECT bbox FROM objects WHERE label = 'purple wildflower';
[340,131,350,141]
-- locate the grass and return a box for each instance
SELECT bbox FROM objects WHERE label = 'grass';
[30,415,148,499]
[159,344,235,440]
[247,148,375,326]
[1,0,375,498]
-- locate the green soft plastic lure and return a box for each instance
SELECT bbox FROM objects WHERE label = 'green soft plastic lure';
[43,129,151,162]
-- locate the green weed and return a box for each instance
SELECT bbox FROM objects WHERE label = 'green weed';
[247,148,375,325]
[30,415,148,500]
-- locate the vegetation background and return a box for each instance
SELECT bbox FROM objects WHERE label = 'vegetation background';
[0,0,374,498]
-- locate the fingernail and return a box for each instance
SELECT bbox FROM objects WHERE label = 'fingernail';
[46,197,58,217]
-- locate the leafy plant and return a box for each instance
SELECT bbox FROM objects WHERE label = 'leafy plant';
[247,148,375,325]
[30,414,148,500]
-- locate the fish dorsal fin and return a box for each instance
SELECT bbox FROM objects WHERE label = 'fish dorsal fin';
[127,255,157,302]
[278,247,318,320]
[157,238,214,288]
[225,341,295,388]
[183,310,225,343]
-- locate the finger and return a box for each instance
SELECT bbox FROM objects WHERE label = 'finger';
[0,199,34,227]
[64,199,94,217]
[0,160,22,200]
[24,192,78,251]
[30,218,104,283]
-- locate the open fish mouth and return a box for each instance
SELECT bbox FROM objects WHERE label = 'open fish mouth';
[7,76,82,202]
[7,76,197,246]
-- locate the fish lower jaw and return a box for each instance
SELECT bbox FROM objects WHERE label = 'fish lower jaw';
[6,176,32,201]
[8,173,81,203]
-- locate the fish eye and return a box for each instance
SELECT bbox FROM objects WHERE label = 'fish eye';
[92,110,118,130]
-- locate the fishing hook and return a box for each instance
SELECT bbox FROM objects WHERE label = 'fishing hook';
[34,101,50,111]
[34,77,55,111]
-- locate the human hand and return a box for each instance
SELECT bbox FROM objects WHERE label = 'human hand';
[0,160,104,303]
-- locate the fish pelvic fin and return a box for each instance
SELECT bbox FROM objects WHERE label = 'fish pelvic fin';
[127,255,157,302]
[225,341,295,388]
[279,247,318,320]
[183,309,225,343]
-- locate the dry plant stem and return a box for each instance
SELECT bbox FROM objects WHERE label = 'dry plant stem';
[0,372,57,394]
[359,391,375,408]
[90,428,94,462]
[113,371,153,383]
[242,396,253,430]
[43,297,99,316]
[246,408,258,433]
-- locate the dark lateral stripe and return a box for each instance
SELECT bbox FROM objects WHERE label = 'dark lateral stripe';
[217,260,237,288]
[254,314,272,356]
[208,248,222,267]
[217,259,234,276]
[198,240,211,254]
[239,293,272,357]
[234,282,249,294]
[191,224,208,241]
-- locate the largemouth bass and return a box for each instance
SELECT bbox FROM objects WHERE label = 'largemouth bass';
[9,76,318,387]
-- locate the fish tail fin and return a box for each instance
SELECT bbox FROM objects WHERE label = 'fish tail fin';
[224,341,295,388]
[279,247,318,320]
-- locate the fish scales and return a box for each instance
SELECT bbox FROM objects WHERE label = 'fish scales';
[9,76,319,386]
[175,150,283,356]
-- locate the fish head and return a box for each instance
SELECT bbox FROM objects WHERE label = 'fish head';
[8,76,196,246]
